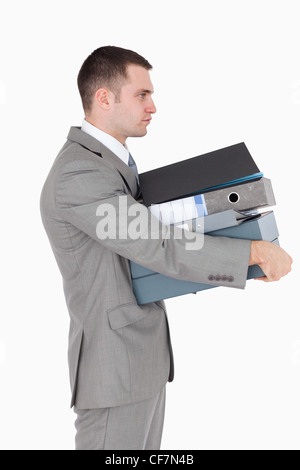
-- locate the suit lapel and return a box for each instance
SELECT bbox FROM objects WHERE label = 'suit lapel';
[67,127,139,197]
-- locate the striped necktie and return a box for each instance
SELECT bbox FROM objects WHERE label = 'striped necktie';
[128,153,140,185]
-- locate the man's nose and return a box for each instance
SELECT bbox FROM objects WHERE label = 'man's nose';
[146,98,157,114]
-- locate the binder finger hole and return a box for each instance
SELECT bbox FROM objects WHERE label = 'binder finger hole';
[228,192,240,204]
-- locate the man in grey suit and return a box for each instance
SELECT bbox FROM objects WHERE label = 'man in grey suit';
[40,46,292,450]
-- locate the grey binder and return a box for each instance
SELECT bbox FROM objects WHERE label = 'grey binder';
[203,178,276,215]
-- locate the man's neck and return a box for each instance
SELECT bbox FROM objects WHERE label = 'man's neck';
[81,118,130,166]
[84,117,127,146]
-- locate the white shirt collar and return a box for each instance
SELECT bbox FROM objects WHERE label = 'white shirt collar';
[81,119,130,166]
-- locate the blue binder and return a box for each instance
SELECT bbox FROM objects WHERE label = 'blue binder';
[130,212,279,305]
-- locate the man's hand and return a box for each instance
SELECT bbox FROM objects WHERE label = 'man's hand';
[249,241,293,282]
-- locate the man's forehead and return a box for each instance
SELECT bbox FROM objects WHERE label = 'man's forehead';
[125,65,154,91]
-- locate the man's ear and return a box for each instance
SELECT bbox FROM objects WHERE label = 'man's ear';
[95,88,113,110]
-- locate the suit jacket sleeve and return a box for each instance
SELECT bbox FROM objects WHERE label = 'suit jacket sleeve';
[55,157,251,289]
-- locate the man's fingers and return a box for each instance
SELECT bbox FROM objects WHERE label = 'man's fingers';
[250,241,293,283]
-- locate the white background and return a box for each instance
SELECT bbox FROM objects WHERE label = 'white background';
[1,0,299,450]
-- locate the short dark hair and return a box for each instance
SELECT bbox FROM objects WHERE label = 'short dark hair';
[77,46,153,113]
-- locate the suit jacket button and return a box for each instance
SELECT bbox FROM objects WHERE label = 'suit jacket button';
[215,275,221,282]
[208,275,215,281]
[221,275,228,282]
[228,276,234,282]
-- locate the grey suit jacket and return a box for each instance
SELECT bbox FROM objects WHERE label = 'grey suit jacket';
[40,127,251,409]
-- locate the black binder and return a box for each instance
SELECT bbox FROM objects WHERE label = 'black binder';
[139,142,260,206]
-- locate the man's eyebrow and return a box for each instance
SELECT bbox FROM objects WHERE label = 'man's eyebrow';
[135,89,154,94]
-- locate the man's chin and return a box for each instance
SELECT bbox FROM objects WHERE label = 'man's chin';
[130,129,148,138]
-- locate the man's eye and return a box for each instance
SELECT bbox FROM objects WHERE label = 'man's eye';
[138,93,146,99]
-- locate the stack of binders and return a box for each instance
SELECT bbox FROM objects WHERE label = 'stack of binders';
[130,143,279,305]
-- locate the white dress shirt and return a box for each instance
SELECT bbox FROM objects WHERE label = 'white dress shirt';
[81,119,129,166]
